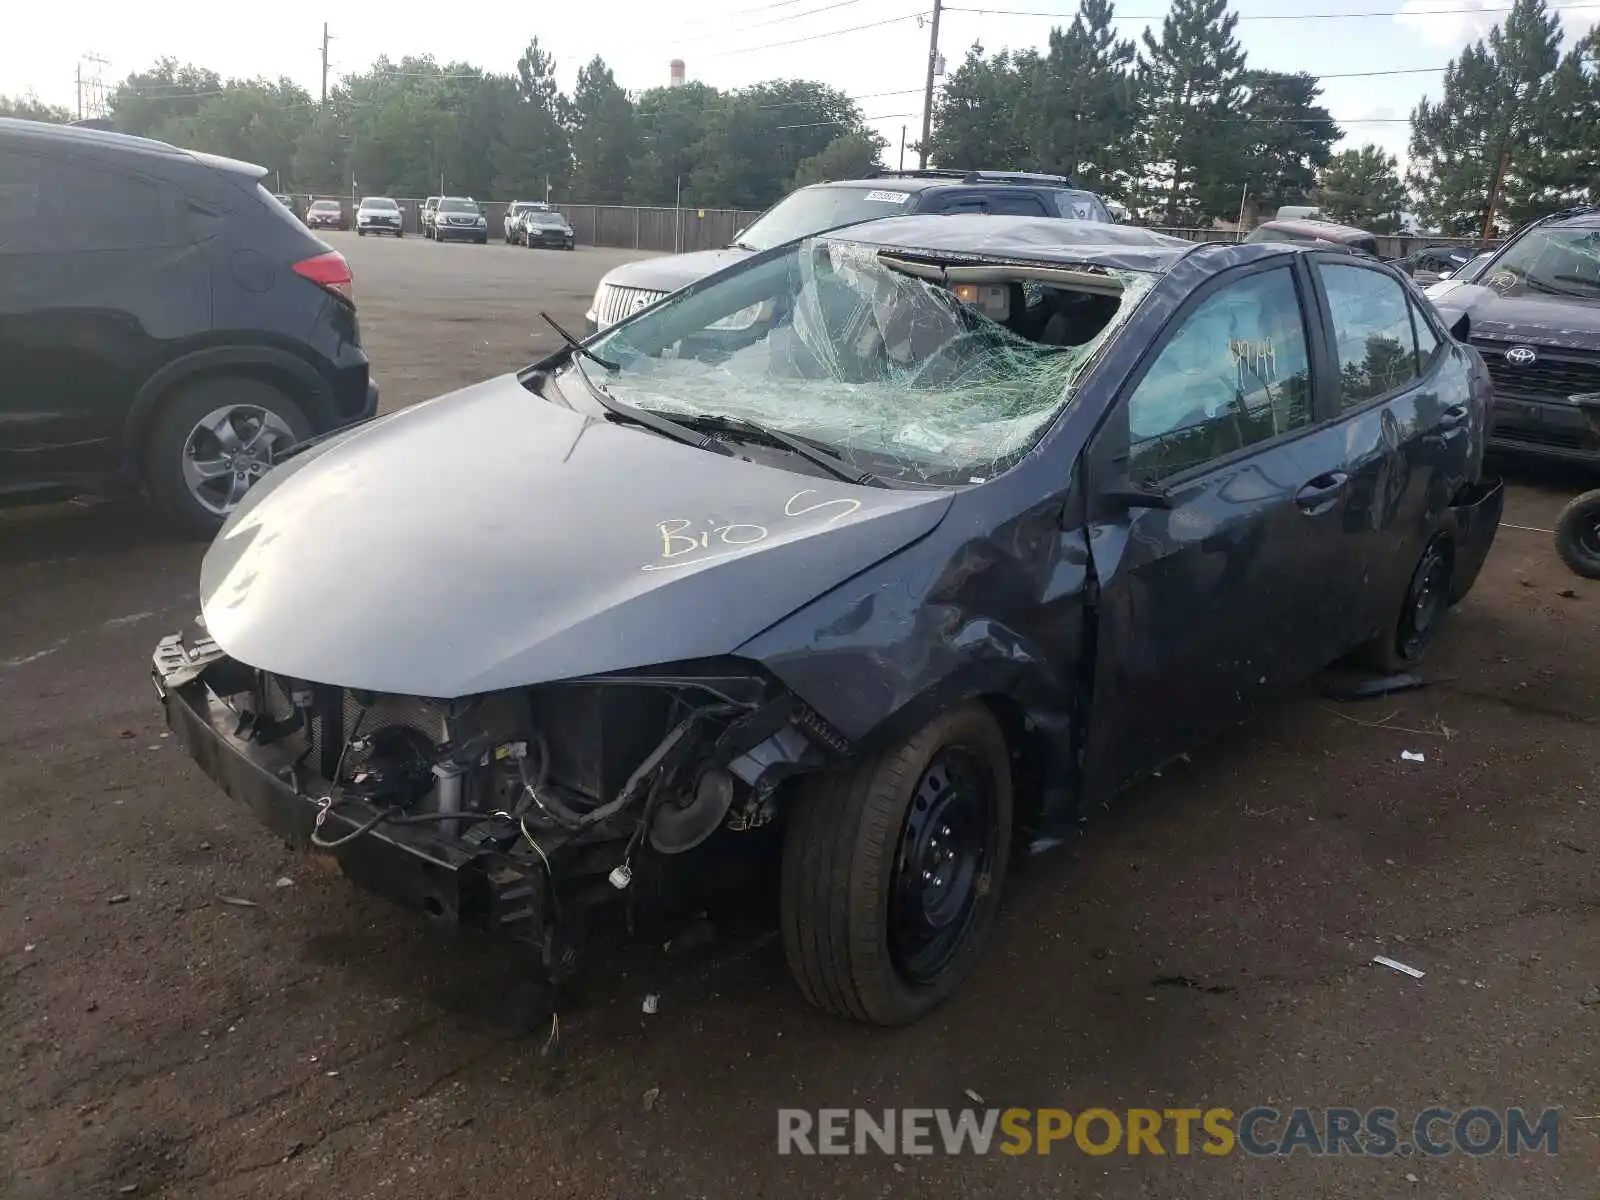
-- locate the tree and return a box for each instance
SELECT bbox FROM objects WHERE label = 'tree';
[158,79,313,184]
[687,81,867,207]
[1407,0,1589,234]
[1319,145,1408,232]
[569,57,637,202]
[1029,0,1142,198]
[630,82,722,203]
[1137,0,1249,226]
[0,94,70,123]
[927,44,1033,170]
[1236,71,1339,217]
[496,38,571,199]
[107,60,223,137]
[792,130,886,188]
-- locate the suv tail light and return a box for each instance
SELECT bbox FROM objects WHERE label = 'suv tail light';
[293,251,354,305]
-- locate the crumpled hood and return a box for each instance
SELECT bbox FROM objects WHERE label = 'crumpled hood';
[1427,281,1600,350]
[599,247,754,295]
[199,374,951,697]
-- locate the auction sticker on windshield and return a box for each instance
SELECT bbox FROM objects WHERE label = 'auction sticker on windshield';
[864,190,912,203]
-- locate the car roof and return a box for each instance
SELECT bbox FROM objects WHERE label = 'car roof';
[1257,218,1377,243]
[805,174,1089,196]
[359,196,397,203]
[0,117,268,182]
[309,199,341,206]
[1547,208,1600,229]
[822,213,1197,271]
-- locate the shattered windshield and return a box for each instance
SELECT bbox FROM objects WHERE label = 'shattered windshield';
[1481,227,1600,302]
[736,185,918,250]
[579,235,1155,485]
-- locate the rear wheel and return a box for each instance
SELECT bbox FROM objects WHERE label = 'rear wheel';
[1357,534,1455,671]
[1555,489,1600,579]
[143,377,312,538]
[780,703,1012,1024]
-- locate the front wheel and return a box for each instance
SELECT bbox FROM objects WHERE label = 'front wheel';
[1555,489,1600,579]
[780,703,1012,1024]
[142,378,312,539]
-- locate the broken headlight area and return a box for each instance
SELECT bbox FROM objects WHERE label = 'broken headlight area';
[154,634,847,966]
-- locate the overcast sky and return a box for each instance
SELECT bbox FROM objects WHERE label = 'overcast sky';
[5,0,1599,169]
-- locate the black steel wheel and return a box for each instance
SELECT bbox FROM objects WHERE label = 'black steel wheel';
[888,749,999,985]
[1555,489,1600,580]
[780,703,1012,1024]
[1357,534,1455,671]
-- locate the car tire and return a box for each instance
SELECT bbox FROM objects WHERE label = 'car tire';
[1554,489,1600,580]
[1356,533,1455,671]
[143,377,313,539]
[358,228,366,236]
[779,703,1012,1025]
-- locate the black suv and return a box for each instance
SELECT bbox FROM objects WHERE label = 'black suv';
[586,169,1115,332]
[0,119,378,534]
[1427,206,1600,467]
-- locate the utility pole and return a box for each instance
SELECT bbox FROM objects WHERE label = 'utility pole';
[320,23,332,105]
[917,0,943,169]
[899,125,906,171]
[76,54,110,121]
[1481,149,1509,245]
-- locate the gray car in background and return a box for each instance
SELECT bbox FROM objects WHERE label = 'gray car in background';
[584,170,1115,333]
[432,196,488,244]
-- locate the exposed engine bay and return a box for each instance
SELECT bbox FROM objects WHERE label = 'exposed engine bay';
[155,634,848,988]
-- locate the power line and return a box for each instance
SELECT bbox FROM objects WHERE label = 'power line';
[776,109,921,128]
[667,0,869,44]
[942,1,1600,18]
[699,10,928,58]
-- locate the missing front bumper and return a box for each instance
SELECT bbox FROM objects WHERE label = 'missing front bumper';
[159,673,543,935]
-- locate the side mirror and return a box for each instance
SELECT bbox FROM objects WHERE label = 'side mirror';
[1449,312,1470,342]
[1438,269,1454,280]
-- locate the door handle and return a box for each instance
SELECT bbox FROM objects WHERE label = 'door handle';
[1439,403,1469,430]
[1294,471,1349,512]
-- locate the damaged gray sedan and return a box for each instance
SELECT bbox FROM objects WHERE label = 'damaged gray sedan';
[155,214,1503,1026]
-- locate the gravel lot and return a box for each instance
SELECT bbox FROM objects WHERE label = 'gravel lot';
[2,232,1597,1199]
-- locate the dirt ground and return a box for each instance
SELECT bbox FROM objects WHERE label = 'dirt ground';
[2,234,1597,1199]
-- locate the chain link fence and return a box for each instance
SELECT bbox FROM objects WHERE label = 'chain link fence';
[287,195,1493,259]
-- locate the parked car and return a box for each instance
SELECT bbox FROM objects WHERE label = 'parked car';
[421,195,441,238]
[517,208,575,250]
[503,199,548,242]
[585,168,1116,333]
[1441,251,1493,284]
[432,196,487,243]
[273,194,303,222]
[1427,205,1600,468]
[0,118,378,535]
[1244,218,1380,258]
[356,195,403,237]
[305,199,346,231]
[1393,245,1474,286]
[155,214,1501,1026]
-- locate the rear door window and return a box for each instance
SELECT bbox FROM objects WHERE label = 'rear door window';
[929,193,989,215]
[1316,262,1420,410]
[986,192,1050,216]
[0,152,178,253]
